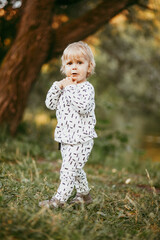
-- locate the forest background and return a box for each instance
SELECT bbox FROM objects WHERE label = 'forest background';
[0,0,160,239]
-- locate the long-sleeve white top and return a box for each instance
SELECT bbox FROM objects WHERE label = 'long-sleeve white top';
[45,80,98,144]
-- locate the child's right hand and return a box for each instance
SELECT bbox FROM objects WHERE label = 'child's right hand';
[58,77,77,89]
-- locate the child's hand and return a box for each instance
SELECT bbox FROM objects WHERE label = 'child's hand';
[58,77,77,89]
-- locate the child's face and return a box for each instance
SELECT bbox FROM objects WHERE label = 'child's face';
[64,55,90,83]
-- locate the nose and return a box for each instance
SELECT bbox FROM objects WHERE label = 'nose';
[72,63,77,69]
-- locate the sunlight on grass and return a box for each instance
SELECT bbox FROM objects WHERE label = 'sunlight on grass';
[34,113,50,126]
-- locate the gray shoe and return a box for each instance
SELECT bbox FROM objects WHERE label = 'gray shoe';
[39,197,65,209]
[70,193,93,205]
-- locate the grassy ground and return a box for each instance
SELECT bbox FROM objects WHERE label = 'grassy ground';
[0,121,160,240]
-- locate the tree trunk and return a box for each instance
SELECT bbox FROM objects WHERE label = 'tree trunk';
[0,0,137,134]
[0,0,54,134]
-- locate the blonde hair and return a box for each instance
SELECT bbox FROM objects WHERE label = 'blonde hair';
[61,41,95,77]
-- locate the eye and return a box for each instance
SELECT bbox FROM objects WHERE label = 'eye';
[77,61,83,64]
[67,61,72,65]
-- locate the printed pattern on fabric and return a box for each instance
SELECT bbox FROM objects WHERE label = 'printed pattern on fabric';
[45,81,98,144]
[54,139,94,202]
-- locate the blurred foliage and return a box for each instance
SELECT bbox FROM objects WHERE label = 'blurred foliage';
[95,4,160,116]
[0,6,19,62]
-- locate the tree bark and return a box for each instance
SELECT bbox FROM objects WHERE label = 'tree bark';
[0,0,54,134]
[0,0,137,134]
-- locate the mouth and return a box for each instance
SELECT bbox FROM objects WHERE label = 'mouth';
[71,73,78,76]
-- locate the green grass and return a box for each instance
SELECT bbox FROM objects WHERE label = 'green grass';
[0,122,160,240]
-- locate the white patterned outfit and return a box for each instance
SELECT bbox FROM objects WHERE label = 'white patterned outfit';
[45,81,97,202]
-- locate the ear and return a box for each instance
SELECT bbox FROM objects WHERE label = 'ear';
[87,62,92,76]
[88,62,92,71]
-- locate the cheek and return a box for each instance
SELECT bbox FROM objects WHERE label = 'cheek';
[83,66,89,74]
[65,66,71,73]
[65,67,72,77]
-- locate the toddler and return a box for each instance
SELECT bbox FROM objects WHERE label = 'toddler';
[39,41,97,208]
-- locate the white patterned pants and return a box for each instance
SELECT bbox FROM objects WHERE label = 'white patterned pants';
[54,139,94,202]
